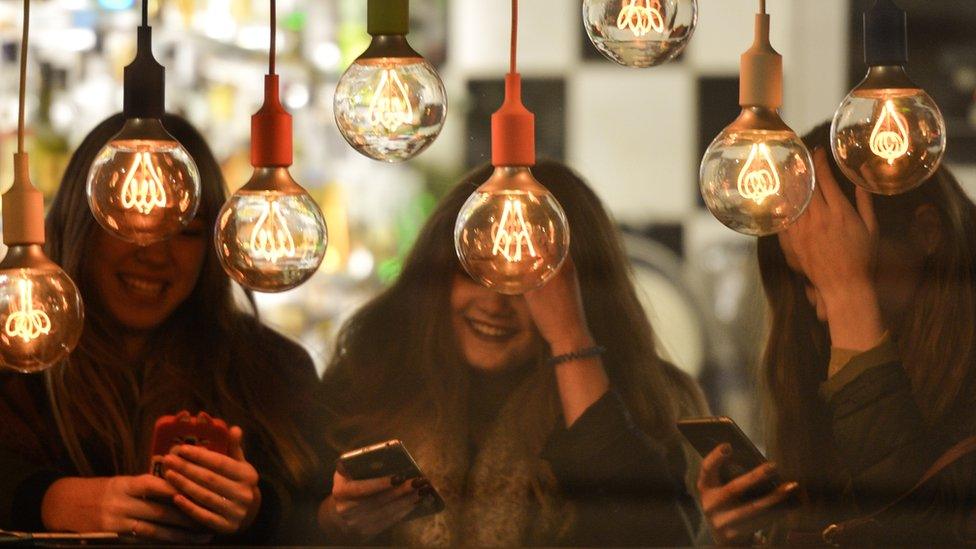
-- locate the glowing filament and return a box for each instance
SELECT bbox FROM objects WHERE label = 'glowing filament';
[4,279,50,343]
[120,152,168,215]
[737,143,781,205]
[617,0,665,37]
[368,69,414,133]
[491,197,537,262]
[870,100,910,164]
[249,198,296,263]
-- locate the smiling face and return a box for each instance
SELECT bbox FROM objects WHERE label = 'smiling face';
[450,273,541,372]
[87,218,208,332]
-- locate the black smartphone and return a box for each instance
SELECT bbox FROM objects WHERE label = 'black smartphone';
[337,439,445,521]
[677,416,798,505]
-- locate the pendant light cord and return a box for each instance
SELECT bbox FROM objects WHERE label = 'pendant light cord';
[510,0,517,74]
[759,0,766,14]
[142,0,148,27]
[17,0,29,155]
[269,0,276,75]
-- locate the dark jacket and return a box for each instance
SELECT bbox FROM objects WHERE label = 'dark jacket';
[813,344,976,544]
[0,324,322,546]
[314,389,699,546]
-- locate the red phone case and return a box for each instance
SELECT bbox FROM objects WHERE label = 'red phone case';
[149,411,230,477]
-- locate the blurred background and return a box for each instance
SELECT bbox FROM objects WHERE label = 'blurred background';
[0,0,974,444]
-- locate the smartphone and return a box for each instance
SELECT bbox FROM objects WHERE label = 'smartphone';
[337,439,445,521]
[677,416,798,505]
[149,411,231,477]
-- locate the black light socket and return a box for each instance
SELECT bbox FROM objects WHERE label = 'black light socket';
[864,0,907,67]
[122,26,165,119]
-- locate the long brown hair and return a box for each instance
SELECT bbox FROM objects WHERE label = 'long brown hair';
[758,122,976,505]
[42,113,319,489]
[322,159,705,453]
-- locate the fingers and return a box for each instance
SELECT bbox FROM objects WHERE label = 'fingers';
[855,186,879,235]
[228,426,246,462]
[698,444,730,491]
[707,462,779,512]
[335,474,406,499]
[709,481,799,536]
[129,517,212,544]
[171,444,257,485]
[342,491,422,541]
[163,453,250,502]
[333,480,416,516]
[172,493,239,535]
[128,498,199,530]
[813,148,846,213]
[127,474,178,499]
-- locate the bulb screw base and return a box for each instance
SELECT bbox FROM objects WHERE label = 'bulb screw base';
[2,153,44,246]
[491,73,535,167]
[367,0,409,36]
[123,26,165,119]
[864,0,907,67]
[739,13,782,110]
[251,75,293,168]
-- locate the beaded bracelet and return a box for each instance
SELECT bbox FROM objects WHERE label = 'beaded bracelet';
[546,345,606,367]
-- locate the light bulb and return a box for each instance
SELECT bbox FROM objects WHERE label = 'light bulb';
[0,246,83,373]
[215,168,327,293]
[454,167,570,295]
[87,118,201,245]
[335,56,446,162]
[583,0,697,68]
[700,109,815,236]
[830,66,946,195]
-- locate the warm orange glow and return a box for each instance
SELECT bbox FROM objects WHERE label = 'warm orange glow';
[4,279,50,343]
[870,99,910,164]
[491,197,537,262]
[120,151,168,215]
[737,143,781,205]
[617,0,665,37]
[249,197,296,263]
[368,69,414,133]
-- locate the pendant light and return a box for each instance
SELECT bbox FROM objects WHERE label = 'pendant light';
[334,0,448,162]
[86,0,201,246]
[454,0,570,295]
[0,0,84,373]
[698,0,814,236]
[214,0,328,293]
[830,0,945,195]
[583,0,699,68]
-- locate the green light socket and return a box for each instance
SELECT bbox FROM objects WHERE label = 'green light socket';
[367,0,409,36]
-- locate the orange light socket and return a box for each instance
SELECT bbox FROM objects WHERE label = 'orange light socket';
[251,75,293,167]
[491,73,535,167]
[2,153,44,246]
[739,14,782,110]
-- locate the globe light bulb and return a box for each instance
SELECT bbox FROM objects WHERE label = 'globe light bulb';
[830,1,945,195]
[216,168,327,293]
[455,167,570,295]
[700,110,815,236]
[0,246,83,373]
[87,118,201,246]
[334,1,447,162]
[583,0,698,68]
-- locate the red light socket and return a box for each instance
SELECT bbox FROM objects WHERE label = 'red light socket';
[251,75,293,167]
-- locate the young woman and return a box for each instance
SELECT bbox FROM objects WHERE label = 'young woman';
[698,122,976,544]
[314,160,708,546]
[0,113,323,545]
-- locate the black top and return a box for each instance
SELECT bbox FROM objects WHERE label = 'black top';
[0,323,323,546]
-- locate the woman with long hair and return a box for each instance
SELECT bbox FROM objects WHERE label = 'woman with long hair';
[698,122,976,544]
[314,160,708,546]
[0,113,323,544]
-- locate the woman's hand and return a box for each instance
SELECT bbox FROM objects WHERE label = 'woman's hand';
[779,147,885,352]
[41,475,209,544]
[523,256,594,354]
[317,471,424,542]
[162,426,261,535]
[698,444,799,545]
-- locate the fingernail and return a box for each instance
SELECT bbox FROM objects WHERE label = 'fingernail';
[720,444,732,456]
[391,474,406,486]
[411,477,429,489]
[766,463,778,475]
[785,481,799,491]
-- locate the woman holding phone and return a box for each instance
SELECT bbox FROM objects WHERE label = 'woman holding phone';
[698,123,976,544]
[0,113,323,545]
[314,160,708,546]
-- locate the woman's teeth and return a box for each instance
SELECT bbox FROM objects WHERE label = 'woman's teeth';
[467,318,516,339]
[120,275,165,298]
